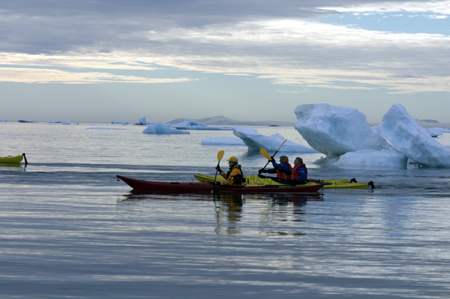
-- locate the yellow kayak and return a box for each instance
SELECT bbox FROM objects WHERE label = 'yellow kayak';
[194,174,370,189]
[0,153,27,164]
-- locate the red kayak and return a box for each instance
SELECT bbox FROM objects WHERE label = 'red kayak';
[116,175,324,194]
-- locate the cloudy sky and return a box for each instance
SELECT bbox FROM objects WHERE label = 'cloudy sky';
[1,0,449,123]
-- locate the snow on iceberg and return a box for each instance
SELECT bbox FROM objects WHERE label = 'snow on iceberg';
[232,126,318,153]
[376,104,450,168]
[201,137,245,146]
[333,149,408,169]
[294,104,391,157]
[172,119,231,130]
[143,122,190,135]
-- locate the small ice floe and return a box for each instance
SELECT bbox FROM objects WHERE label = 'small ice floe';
[332,149,408,169]
[172,119,231,130]
[232,126,318,153]
[143,122,190,134]
[201,137,245,146]
[427,127,450,138]
[88,127,127,130]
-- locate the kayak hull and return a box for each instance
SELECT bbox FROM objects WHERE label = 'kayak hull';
[0,155,23,164]
[194,174,369,189]
[117,175,324,194]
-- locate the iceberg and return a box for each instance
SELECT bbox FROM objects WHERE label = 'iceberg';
[143,122,190,135]
[18,120,37,123]
[201,137,245,146]
[112,121,129,125]
[135,117,148,125]
[172,119,232,130]
[376,104,450,168]
[0,119,7,122]
[232,126,318,153]
[294,104,391,158]
[48,120,61,123]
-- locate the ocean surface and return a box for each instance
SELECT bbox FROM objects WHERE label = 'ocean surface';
[1,122,450,299]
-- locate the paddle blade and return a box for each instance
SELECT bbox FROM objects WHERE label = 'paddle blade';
[259,148,271,160]
[217,150,225,162]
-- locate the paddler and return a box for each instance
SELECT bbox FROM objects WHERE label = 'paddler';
[291,157,308,184]
[258,155,292,180]
[216,156,244,186]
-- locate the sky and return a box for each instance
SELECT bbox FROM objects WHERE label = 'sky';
[0,0,449,124]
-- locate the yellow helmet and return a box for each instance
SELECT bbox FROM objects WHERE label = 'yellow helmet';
[227,156,238,162]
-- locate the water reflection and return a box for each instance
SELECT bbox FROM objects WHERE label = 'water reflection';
[0,164,27,172]
[214,194,243,235]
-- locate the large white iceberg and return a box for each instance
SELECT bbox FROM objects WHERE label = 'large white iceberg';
[172,119,231,130]
[294,104,391,157]
[232,126,318,153]
[143,122,190,135]
[376,104,450,168]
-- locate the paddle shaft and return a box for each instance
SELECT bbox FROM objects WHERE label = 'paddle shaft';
[261,139,287,170]
[212,150,225,194]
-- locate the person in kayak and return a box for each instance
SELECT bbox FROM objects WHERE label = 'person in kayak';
[258,155,292,180]
[291,157,308,184]
[216,156,244,186]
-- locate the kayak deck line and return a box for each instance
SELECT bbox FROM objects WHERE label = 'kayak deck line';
[194,174,371,189]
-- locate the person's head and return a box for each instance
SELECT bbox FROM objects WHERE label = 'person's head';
[227,156,238,167]
[294,157,303,165]
[279,156,289,163]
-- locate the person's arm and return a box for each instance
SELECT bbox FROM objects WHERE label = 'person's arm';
[222,168,241,186]
[295,166,307,183]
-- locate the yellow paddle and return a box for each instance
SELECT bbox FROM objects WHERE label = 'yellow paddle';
[212,150,225,194]
[259,139,287,171]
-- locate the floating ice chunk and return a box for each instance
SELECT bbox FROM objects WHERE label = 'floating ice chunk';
[0,119,6,122]
[112,121,129,125]
[135,117,148,125]
[18,120,37,123]
[232,126,318,152]
[173,119,231,130]
[88,127,127,130]
[201,137,245,146]
[294,104,391,157]
[48,120,61,123]
[333,149,408,169]
[427,127,450,137]
[143,122,190,135]
[377,104,450,168]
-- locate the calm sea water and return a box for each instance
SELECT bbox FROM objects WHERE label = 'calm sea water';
[1,122,450,298]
